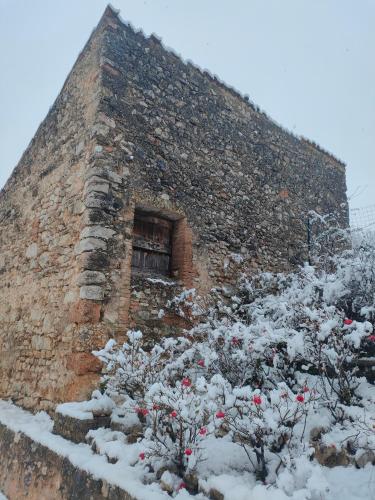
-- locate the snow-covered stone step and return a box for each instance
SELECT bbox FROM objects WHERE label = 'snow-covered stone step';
[53,392,114,443]
[53,412,111,444]
[0,400,167,500]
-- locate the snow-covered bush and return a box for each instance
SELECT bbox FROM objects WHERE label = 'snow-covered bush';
[203,238,375,420]
[307,211,350,269]
[96,333,318,483]
[93,237,375,493]
[222,385,317,481]
[142,378,210,477]
[95,332,191,401]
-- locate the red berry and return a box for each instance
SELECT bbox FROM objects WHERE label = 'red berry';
[252,395,262,405]
[303,386,309,393]
[216,411,225,419]
[197,359,205,367]
[153,404,160,411]
[184,448,193,456]
[296,394,305,403]
[182,378,192,387]
[170,410,177,418]
[135,407,149,416]
[231,337,240,345]
[199,427,207,436]
[344,319,353,325]
[178,482,187,491]
[368,335,375,342]
[135,407,145,416]
[139,452,145,460]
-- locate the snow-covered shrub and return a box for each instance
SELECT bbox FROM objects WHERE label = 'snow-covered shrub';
[142,378,211,477]
[221,385,317,481]
[307,210,350,269]
[165,288,205,325]
[93,236,375,491]
[202,240,375,420]
[95,332,191,401]
[96,333,318,483]
[95,333,211,479]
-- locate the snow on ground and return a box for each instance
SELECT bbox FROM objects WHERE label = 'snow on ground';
[0,492,7,500]
[0,399,374,499]
[325,466,375,500]
[56,391,114,420]
[0,400,167,500]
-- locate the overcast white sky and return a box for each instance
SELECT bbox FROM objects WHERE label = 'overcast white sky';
[0,0,374,210]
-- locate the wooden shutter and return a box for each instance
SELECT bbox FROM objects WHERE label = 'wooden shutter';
[132,212,173,276]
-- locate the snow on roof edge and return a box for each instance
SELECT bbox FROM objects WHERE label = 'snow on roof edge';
[106,4,346,169]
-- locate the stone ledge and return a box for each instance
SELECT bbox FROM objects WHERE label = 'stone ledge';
[53,412,111,444]
[0,422,135,500]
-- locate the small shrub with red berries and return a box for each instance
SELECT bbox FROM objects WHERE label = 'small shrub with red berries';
[94,231,375,490]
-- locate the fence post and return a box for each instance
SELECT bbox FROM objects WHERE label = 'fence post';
[307,217,312,265]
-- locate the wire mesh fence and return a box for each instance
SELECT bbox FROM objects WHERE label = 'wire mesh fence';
[350,204,375,246]
[350,204,375,232]
[304,205,375,264]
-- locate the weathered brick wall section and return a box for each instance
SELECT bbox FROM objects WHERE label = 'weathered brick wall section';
[0,6,349,410]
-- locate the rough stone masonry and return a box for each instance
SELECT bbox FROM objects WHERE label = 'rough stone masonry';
[0,5,348,411]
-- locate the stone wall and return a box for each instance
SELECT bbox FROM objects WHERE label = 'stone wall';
[129,275,192,345]
[81,6,349,342]
[0,421,134,500]
[0,6,349,410]
[0,14,109,409]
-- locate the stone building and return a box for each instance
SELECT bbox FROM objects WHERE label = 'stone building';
[0,6,348,411]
